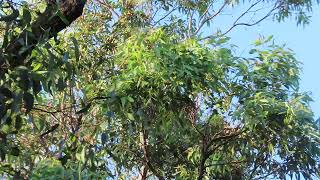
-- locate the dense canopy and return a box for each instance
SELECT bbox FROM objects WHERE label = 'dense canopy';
[0,0,319,179]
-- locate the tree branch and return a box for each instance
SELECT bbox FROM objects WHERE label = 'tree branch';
[152,6,178,26]
[1,0,87,76]
[200,1,282,40]
[193,1,228,36]
[220,1,280,36]
[95,0,120,18]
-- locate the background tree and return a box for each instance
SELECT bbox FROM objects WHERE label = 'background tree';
[0,0,319,179]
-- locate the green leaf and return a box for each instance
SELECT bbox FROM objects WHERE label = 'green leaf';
[127,96,134,103]
[38,2,47,13]
[32,63,42,71]
[22,7,31,25]
[76,147,86,164]
[1,124,10,134]
[0,8,19,22]
[127,113,134,120]
[120,97,126,107]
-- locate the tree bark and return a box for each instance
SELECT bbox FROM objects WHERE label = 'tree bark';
[197,136,208,180]
[1,0,86,75]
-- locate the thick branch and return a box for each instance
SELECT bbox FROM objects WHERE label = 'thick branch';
[1,0,86,74]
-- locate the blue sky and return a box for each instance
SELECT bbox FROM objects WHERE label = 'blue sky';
[204,5,320,117]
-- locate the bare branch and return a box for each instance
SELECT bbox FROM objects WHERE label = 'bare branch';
[248,153,267,180]
[40,124,59,137]
[207,126,243,150]
[233,0,262,26]
[150,6,161,23]
[32,107,61,114]
[200,1,282,40]
[193,1,228,36]
[152,6,178,26]
[221,1,283,37]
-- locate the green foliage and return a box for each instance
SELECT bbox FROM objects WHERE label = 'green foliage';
[101,29,319,179]
[0,0,319,179]
[31,159,69,179]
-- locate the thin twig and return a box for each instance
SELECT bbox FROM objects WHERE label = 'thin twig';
[193,1,228,36]
[198,2,214,24]
[95,0,120,18]
[220,1,279,36]
[150,6,161,23]
[152,7,178,26]
[200,1,282,40]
